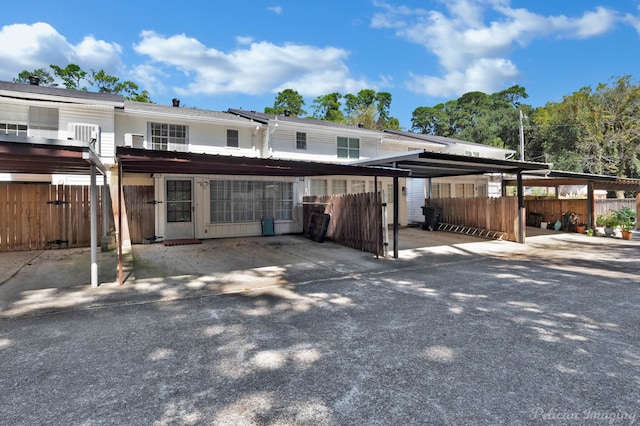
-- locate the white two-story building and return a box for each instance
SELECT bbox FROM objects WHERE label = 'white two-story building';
[0,80,522,244]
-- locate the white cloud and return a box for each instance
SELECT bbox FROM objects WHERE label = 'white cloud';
[373,1,622,98]
[130,64,168,95]
[0,22,123,81]
[406,58,520,97]
[547,6,618,39]
[267,6,283,15]
[622,8,640,36]
[134,30,376,97]
[236,36,253,45]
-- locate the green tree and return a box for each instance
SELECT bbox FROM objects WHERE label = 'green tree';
[88,69,152,102]
[311,92,345,122]
[264,89,306,117]
[14,68,56,86]
[343,89,400,130]
[50,63,87,90]
[411,85,529,150]
[529,76,640,176]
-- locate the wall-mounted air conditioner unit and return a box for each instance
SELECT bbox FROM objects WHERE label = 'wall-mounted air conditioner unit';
[124,133,145,149]
[68,123,101,155]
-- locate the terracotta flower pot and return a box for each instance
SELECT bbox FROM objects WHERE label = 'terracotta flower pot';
[576,225,586,234]
[622,231,633,240]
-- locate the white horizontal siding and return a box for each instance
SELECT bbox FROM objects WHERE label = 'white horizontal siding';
[115,114,261,158]
[59,107,115,161]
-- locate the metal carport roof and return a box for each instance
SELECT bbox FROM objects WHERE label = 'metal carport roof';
[352,150,550,178]
[0,136,106,175]
[116,147,410,178]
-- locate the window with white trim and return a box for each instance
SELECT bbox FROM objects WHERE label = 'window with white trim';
[351,180,366,193]
[310,179,328,196]
[150,122,188,151]
[296,132,307,150]
[332,179,347,195]
[337,136,359,159]
[226,129,239,147]
[0,123,27,136]
[209,180,293,223]
[477,184,488,197]
[433,183,451,198]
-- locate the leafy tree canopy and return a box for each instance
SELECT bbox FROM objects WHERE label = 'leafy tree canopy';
[264,89,306,117]
[14,64,152,102]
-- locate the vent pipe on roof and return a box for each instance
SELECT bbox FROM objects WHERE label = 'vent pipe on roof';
[28,76,40,86]
[357,123,364,128]
[172,98,180,107]
[283,109,291,117]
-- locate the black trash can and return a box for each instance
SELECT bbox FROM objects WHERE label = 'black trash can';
[421,206,440,231]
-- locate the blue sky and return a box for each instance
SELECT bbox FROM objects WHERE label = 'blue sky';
[2,0,640,129]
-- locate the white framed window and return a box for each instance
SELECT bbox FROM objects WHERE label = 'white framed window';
[0,123,27,136]
[337,136,359,159]
[434,183,451,198]
[477,184,488,197]
[332,179,347,195]
[296,132,307,150]
[351,180,366,193]
[209,180,293,223]
[310,179,328,196]
[464,183,475,198]
[226,129,239,147]
[150,122,188,151]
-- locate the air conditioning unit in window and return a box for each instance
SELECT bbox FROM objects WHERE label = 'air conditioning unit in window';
[124,133,145,149]
[68,123,101,154]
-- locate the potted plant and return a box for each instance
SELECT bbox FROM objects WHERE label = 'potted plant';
[614,207,636,240]
[595,214,606,236]
[603,214,618,236]
[576,222,587,234]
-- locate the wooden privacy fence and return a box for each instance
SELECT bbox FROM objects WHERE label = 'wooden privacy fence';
[595,199,636,217]
[525,199,588,225]
[303,192,383,256]
[123,185,155,244]
[427,197,519,242]
[526,198,638,227]
[0,183,113,252]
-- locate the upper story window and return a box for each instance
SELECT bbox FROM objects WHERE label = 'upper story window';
[150,122,188,151]
[337,136,359,159]
[0,123,27,136]
[296,132,307,150]
[465,150,480,157]
[226,129,239,148]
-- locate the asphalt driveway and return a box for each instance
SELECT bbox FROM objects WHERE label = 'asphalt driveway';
[0,233,639,424]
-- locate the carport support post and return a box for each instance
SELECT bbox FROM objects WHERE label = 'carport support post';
[102,173,109,238]
[587,180,594,230]
[117,161,123,286]
[393,175,399,258]
[517,171,525,244]
[90,164,98,288]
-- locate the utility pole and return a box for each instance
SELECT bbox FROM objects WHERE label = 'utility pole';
[519,109,525,161]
